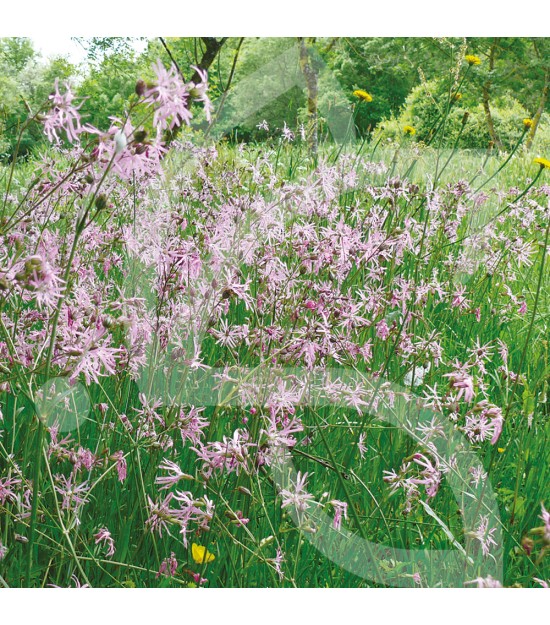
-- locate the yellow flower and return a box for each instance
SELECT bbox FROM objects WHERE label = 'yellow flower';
[353,89,373,103]
[497,447,506,454]
[452,92,462,102]
[523,118,534,130]
[534,157,550,170]
[403,125,416,136]
[465,54,481,66]
[192,543,215,564]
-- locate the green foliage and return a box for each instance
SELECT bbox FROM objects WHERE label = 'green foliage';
[0,38,75,161]
[217,38,305,141]
[1,37,549,159]
[375,78,533,151]
[77,45,148,132]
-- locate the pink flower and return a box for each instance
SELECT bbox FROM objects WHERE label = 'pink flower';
[192,429,254,478]
[155,458,192,490]
[468,515,498,557]
[330,499,348,530]
[270,547,285,581]
[42,79,85,144]
[376,319,390,340]
[111,451,127,483]
[94,527,115,557]
[190,571,208,586]
[17,255,65,311]
[177,406,209,446]
[0,476,21,505]
[157,552,178,578]
[281,122,295,142]
[280,471,315,513]
[412,453,441,499]
[144,60,193,132]
[357,432,368,459]
[54,473,90,517]
[444,369,475,403]
[146,493,175,537]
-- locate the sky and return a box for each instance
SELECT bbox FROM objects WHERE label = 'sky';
[32,37,89,64]
[31,37,148,65]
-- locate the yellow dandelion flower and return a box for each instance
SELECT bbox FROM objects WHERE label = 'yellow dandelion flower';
[191,543,215,564]
[403,125,416,136]
[353,89,373,103]
[523,118,534,130]
[497,447,506,454]
[465,54,481,66]
[534,157,550,170]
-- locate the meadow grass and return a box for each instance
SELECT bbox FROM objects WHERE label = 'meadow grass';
[0,130,549,588]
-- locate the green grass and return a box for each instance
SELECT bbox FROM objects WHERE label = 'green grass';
[0,136,549,588]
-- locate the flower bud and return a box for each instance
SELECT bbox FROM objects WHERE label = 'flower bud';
[133,129,148,143]
[114,130,127,155]
[135,79,146,96]
[521,536,534,556]
[95,194,108,211]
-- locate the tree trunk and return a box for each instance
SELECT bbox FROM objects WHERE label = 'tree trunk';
[298,37,319,156]
[526,68,549,151]
[482,39,503,151]
[191,37,228,84]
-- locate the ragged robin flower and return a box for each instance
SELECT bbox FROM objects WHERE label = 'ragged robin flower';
[353,89,373,102]
[465,54,481,66]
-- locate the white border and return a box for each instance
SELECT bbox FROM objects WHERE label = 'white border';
[0,588,546,624]
[1,1,549,36]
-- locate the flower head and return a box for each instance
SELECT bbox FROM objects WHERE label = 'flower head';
[280,471,315,512]
[523,118,534,130]
[534,157,550,170]
[465,54,481,66]
[191,542,215,564]
[353,89,373,102]
[330,499,349,531]
[403,125,416,136]
[143,60,193,132]
[157,552,178,578]
[269,547,285,581]
[94,527,115,557]
[468,515,498,557]
[42,79,85,144]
